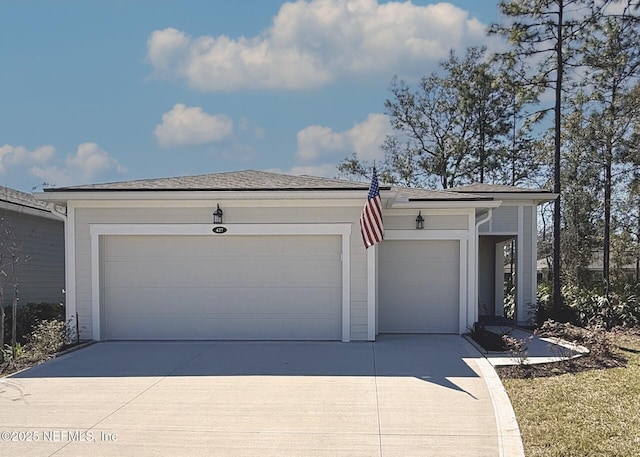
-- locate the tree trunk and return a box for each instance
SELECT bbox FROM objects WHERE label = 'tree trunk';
[11,254,17,360]
[603,148,612,297]
[552,0,564,318]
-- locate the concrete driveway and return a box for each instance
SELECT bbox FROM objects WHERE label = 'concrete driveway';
[0,335,520,457]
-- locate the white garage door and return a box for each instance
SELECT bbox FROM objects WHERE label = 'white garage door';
[378,240,459,333]
[102,235,342,340]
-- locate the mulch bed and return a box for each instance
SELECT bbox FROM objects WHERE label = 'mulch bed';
[496,324,638,379]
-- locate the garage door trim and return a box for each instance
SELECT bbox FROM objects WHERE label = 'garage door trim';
[90,223,352,341]
[368,229,471,336]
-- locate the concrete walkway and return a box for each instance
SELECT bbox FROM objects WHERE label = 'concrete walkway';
[473,326,589,366]
[0,336,521,457]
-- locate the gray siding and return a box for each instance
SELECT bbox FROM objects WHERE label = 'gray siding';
[384,214,468,230]
[489,206,518,232]
[0,209,65,307]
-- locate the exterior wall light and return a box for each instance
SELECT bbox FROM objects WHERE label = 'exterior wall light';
[213,204,224,224]
[416,211,424,230]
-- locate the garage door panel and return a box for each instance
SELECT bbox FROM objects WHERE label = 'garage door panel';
[108,316,340,340]
[104,260,341,289]
[105,287,341,315]
[379,240,459,334]
[102,235,342,340]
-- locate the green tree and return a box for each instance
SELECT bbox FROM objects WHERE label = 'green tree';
[580,10,640,296]
[489,0,603,318]
[560,94,602,287]
[338,47,513,189]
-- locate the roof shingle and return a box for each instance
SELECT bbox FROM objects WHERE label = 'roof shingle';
[44,170,374,191]
[1,185,50,211]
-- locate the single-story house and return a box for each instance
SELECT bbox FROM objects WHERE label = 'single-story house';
[538,250,639,283]
[0,185,66,307]
[35,171,555,342]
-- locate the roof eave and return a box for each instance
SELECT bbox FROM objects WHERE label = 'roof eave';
[451,192,558,203]
[389,199,502,209]
[34,188,391,203]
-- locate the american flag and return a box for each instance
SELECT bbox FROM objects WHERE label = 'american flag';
[360,168,383,249]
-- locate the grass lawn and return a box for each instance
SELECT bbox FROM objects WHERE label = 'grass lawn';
[501,331,640,457]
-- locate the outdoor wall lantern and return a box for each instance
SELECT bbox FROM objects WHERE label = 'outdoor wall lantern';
[415,211,425,230]
[213,204,224,224]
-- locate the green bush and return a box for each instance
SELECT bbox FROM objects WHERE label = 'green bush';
[1,320,67,369]
[535,281,640,329]
[25,320,66,360]
[2,302,64,345]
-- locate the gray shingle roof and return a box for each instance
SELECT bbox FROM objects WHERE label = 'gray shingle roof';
[44,170,375,192]
[446,183,552,193]
[393,186,492,201]
[1,185,50,211]
[42,170,509,201]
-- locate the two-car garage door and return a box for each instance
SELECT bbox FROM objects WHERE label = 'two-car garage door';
[102,235,342,340]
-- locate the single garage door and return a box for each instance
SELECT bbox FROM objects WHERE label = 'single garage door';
[102,235,342,340]
[378,240,459,333]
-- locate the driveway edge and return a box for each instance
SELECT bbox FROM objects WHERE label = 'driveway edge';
[475,357,525,457]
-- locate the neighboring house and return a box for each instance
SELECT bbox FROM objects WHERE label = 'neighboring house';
[0,185,65,308]
[36,171,555,342]
[537,251,639,282]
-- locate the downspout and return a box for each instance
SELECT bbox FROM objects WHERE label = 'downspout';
[474,209,493,325]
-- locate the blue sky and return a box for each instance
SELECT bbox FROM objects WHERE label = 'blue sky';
[0,0,502,191]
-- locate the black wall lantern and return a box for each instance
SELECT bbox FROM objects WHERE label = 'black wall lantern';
[213,204,224,224]
[415,211,424,230]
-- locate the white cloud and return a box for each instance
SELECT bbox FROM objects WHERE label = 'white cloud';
[296,113,391,162]
[146,0,488,91]
[29,143,126,187]
[0,144,55,172]
[154,103,234,148]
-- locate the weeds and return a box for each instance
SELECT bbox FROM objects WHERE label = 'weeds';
[502,334,532,366]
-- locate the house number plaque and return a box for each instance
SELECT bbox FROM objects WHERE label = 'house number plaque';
[212,226,227,234]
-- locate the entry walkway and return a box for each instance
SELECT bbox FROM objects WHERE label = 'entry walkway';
[473,326,589,366]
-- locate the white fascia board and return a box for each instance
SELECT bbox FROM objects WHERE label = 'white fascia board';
[0,201,62,221]
[35,190,372,203]
[468,193,558,204]
[389,200,502,209]
[67,199,366,209]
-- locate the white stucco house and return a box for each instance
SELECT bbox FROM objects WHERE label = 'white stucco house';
[35,170,556,342]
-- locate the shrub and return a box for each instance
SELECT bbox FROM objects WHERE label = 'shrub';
[2,302,64,345]
[534,282,640,329]
[563,284,640,329]
[536,320,617,363]
[25,320,66,361]
[502,334,532,366]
